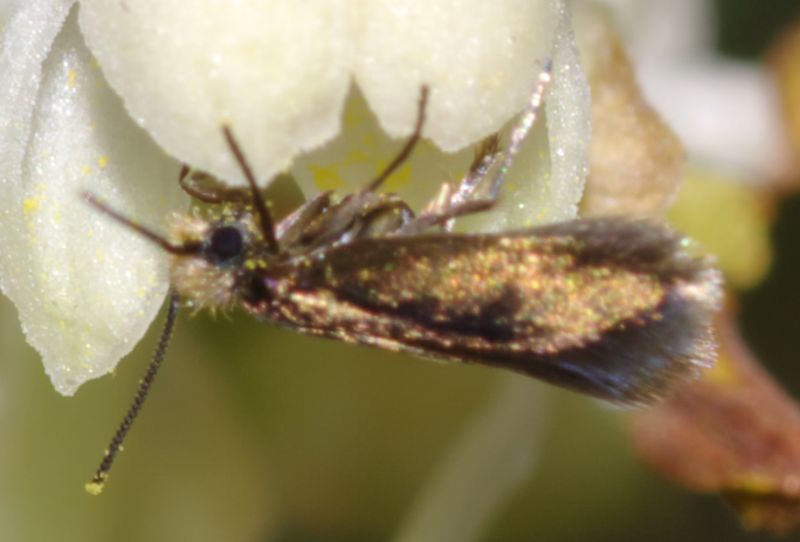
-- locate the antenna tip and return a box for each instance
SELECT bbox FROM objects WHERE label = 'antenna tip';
[85,478,106,496]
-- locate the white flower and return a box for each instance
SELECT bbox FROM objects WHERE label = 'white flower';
[0,0,590,395]
[595,0,786,178]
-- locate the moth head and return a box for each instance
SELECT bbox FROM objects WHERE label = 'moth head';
[84,193,272,311]
[168,209,270,309]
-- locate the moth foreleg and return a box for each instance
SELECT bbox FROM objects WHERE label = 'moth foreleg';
[179,165,298,207]
[178,166,250,204]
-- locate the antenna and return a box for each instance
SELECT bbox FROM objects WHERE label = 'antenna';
[83,193,200,255]
[85,292,181,495]
[221,127,280,254]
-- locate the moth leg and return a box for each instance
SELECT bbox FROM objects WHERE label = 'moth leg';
[396,60,553,236]
[394,136,502,235]
[395,197,496,235]
[179,163,300,214]
[447,134,502,210]
[276,191,333,245]
[444,60,552,209]
[420,181,456,216]
[482,59,552,202]
[396,135,499,236]
[363,86,429,193]
[352,197,416,239]
[298,194,415,249]
[178,165,250,204]
[284,86,428,249]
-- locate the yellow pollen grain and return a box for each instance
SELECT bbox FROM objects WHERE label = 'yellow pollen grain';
[66,69,77,89]
[85,481,105,496]
[81,164,92,175]
[311,164,344,190]
[97,155,109,169]
[22,196,41,215]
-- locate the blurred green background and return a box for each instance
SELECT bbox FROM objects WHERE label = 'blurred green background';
[2,1,800,541]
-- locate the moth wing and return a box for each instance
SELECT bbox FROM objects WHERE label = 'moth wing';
[292,218,721,405]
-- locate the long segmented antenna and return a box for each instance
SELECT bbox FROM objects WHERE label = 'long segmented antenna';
[365,86,429,193]
[222,127,280,254]
[83,193,200,255]
[486,59,553,199]
[85,292,181,496]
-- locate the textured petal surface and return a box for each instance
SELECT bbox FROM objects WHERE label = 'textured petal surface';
[294,0,589,231]
[354,0,559,151]
[78,0,353,187]
[0,8,186,395]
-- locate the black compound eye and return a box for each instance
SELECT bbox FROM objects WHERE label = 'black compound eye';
[208,225,244,262]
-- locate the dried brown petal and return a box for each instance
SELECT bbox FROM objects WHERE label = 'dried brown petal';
[574,7,685,217]
[629,308,800,534]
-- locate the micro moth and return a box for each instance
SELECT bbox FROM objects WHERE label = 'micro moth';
[83,62,721,494]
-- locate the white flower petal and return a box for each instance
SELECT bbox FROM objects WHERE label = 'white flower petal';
[294,1,589,230]
[0,0,24,25]
[516,8,590,225]
[0,8,186,395]
[355,0,562,151]
[639,61,785,178]
[594,0,714,64]
[0,0,73,198]
[78,0,354,186]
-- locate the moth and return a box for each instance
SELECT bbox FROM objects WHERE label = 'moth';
[83,63,721,493]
